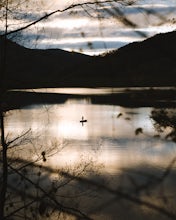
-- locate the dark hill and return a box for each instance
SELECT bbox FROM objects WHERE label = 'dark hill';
[1,31,176,89]
[0,38,91,89]
[70,31,176,87]
[104,30,176,86]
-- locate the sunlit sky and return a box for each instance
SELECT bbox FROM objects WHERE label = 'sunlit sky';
[1,0,176,55]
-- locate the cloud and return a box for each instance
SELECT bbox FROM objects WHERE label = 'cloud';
[1,1,176,55]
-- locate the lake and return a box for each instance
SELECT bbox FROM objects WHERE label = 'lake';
[2,88,176,220]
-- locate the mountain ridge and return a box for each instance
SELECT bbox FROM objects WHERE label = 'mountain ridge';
[0,37,91,88]
[1,31,176,89]
[75,30,176,87]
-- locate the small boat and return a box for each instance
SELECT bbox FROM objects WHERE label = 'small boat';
[80,116,87,126]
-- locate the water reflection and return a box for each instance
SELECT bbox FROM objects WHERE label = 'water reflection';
[5,98,176,171]
[2,90,176,219]
[12,87,176,95]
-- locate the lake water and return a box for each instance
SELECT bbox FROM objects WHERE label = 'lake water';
[3,88,176,220]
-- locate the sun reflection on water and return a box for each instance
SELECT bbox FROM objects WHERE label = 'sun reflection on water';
[5,97,176,175]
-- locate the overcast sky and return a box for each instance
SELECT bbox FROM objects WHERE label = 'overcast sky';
[2,0,176,55]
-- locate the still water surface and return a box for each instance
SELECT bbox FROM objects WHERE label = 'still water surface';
[4,88,176,219]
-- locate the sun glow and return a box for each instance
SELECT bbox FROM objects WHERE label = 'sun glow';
[56,120,88,139]
[40,17,91,29]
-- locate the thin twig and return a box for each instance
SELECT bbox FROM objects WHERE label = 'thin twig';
[60,171,176,220]
[6,129,31,147]
[1,0,121,37]
[8,164,93,220]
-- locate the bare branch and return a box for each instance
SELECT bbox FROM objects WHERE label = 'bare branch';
[60,171,176,220]
[6,129,31,147]
[0,0,123,37]
[8,164,93,220]
[4,200,36,219]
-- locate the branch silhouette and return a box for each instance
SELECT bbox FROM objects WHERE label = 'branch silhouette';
[60,171,176,220]
[3,156,176,220]
[1,0,120,37]
[8,164,93,220]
